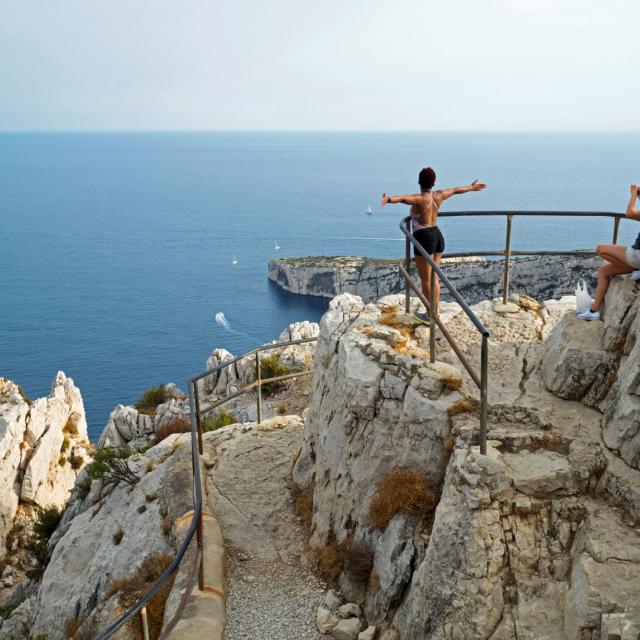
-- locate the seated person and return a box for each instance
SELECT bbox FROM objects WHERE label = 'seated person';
[579,184,640,321]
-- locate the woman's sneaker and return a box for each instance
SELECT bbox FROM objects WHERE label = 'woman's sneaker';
[577,309,601,321]
[414,311,430,324]
[631,270,640,281]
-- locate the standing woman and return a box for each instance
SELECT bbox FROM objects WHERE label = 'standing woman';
[579,184,640,321]
[381,167,486,322]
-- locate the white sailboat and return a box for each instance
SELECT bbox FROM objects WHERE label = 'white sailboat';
[232,254,238,265]
[367,205,373,215]
[274,240,280,250]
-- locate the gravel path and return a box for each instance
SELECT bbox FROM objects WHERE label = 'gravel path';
[224,548,326,640]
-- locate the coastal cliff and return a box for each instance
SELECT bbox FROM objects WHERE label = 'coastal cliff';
[268,255,601,304]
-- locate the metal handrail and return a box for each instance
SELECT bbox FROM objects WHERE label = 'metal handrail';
[399,217,490,454]
[97,336,317,639]
[399,209,635,455]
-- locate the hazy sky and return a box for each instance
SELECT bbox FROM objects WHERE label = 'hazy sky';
[1,0,638,131]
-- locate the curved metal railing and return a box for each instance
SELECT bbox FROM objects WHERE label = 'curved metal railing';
[96,337,317,639]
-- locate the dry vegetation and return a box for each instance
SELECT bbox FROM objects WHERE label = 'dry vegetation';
[105,553,175,640]
[152,417,191,445]
[446,397,476,417]
[378,305,415,341]
[311,540,374,587]
[290,483,313,536]
[369,469,437,530]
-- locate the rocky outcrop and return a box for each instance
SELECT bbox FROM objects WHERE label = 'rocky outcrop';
[0,373,90,559]
[542,277,640,470]
[269,255,601,305]
[294,280,640,639]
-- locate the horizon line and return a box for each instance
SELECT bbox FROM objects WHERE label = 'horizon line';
[1,128,640,135]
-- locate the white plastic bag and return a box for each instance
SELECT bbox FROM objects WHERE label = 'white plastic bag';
[575,278,594,314]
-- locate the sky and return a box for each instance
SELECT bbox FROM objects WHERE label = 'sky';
[1,0,638,131]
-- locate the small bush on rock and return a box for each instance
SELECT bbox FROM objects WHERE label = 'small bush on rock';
[202,410,236,432]
[70,454,84,470]
[255,353,292,395]
[152,417,191,444]
[135,386,168,415]
[86,447,139,486]
[27,505,63,578]
[369,469,437,530]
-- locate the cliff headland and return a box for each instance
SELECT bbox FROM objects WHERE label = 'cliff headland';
[268,255,601,304]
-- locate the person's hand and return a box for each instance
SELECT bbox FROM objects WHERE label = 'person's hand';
[381,193,389,207]
[631,184,640,198]
[471,179,487,191]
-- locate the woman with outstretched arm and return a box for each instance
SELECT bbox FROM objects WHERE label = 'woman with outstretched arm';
[381,167,486,322]
[579,184,640,321]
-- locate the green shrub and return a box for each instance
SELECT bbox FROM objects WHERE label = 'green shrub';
[201,410,236,432]
[134,386,168,415]
[27,505,63,578]
[60,436,71,453]
[255,353,292,395]
[85,447,139,486]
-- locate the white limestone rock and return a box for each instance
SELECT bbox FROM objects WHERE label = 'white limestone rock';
[0,373,90,558]
[332,617,362,640]
[317,606,340,633]
[97,403,153,448]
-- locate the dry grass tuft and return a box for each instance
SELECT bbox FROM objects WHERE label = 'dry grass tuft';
[105,553,174,640]
[343,544,373,584]
[152,417,191,445]
[311,545,342,582]
[289,483,313,535]
[65,615,97,640]
[370,469,437,530]
[63,414,80,435]
[379,305,414,341]
[447,398,476,417]
[438,370,463,391]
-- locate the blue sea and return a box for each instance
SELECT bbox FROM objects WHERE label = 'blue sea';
[1,132,639,440]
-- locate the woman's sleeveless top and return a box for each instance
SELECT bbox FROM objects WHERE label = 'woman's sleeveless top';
[411,193,439,232]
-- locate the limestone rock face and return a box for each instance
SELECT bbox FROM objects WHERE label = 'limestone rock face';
[26,434,195,639]
[278,320,319,369]
[297,284,640,638]
[293,293,465,616]
[0,373,90,558]
[268,255,601,305]
[542,277,640,469]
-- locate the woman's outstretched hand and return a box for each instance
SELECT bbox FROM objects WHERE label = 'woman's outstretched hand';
[471,179,487,191]
[381,193,389,207]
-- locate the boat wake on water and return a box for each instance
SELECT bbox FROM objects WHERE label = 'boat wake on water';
[214,311,260,342]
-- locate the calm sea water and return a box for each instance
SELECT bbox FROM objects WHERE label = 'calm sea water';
[1,132,639,440]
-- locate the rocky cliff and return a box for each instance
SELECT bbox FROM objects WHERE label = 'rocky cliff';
[293,278,640,639]
[0,373,91,605]
[268,255,601,305]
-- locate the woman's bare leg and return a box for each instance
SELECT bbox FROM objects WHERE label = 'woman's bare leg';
[592,262,632,311]
[596,244,630,268]
[433,253,442,312]
[415,255,432,309]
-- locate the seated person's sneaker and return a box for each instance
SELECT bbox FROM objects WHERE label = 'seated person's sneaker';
[631,270,640,281]
[414,311,430,324]
[577,309,601,321]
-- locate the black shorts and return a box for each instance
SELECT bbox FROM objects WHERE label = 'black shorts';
[413,226,445,257]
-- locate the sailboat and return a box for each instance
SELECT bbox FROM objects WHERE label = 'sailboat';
[232,254,238,265]
[367,205,373,215]
[274,240,280,250]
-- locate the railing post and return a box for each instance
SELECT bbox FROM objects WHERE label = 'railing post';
[140,606,150,640]
[613,217,621,244]
[197,509,205,590]
[502,214,513,305]
[405,235,411,314]
[193,381,204,456]
[480,336,488,455]
[255,352,262,424]
[429,267,436,363]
